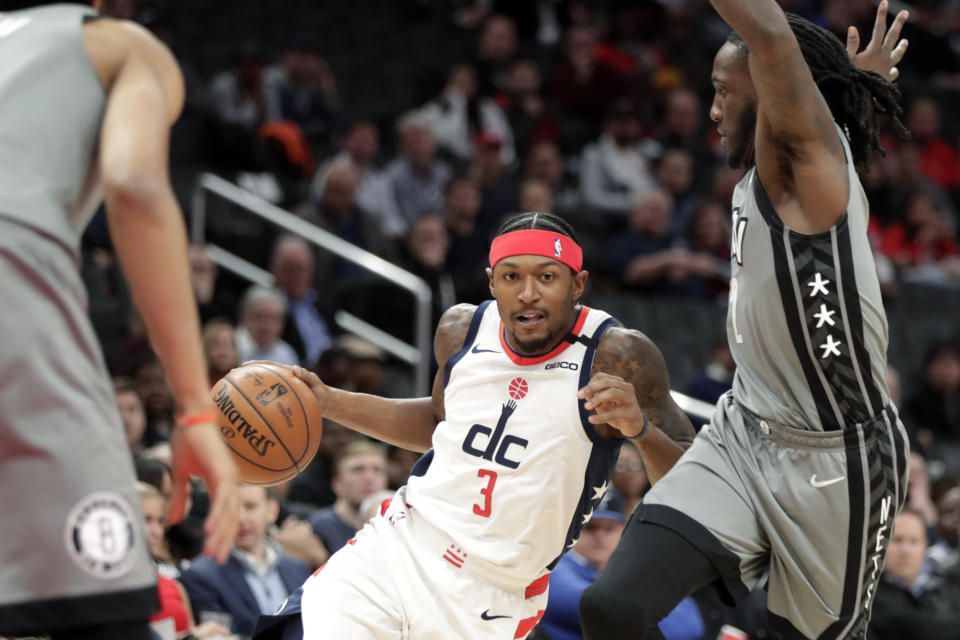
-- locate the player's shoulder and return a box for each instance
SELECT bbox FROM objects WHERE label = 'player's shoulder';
[434,303,480,366]
[593,325,667,380]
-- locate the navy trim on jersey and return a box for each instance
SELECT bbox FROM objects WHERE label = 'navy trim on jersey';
[767,611,810,640]
[443,300,491,388]
[409,448,434,478]
[577,316,623,445]
[549,438,621,571]
[0,584,158,636]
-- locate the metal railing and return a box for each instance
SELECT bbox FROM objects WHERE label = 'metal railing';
[192,173,434,396]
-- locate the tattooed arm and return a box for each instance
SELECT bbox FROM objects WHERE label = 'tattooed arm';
[579,326,696,484]
[287,304,476,452]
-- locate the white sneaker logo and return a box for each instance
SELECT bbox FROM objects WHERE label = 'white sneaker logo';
[810,474,845,488]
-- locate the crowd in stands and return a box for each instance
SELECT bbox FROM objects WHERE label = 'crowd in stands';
[72,0,960,638]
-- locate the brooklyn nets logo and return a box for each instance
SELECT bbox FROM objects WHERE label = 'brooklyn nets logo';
[64,491,139,579]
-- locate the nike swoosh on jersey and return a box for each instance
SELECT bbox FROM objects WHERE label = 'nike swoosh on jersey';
[809,474,845,488]
[471,345,500,354]
[480,610,512,621]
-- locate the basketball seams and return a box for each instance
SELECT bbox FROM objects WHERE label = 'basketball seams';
[222,374,300,472]
[250,364,316,471]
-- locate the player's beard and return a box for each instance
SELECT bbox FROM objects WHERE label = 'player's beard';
[725,102,758,170]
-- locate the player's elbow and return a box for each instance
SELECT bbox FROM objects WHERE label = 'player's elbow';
[102,172,171,220]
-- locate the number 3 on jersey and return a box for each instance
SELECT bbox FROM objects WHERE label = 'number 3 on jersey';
[473,469,497,517]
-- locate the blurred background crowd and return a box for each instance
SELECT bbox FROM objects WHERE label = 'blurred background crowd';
[70,0,960,638]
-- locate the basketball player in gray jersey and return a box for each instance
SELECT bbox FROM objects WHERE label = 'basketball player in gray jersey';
[0,2,238,638]
[581,2,912,639]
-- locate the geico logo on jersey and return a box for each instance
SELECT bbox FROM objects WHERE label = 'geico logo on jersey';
[545,361,579,371]
[461,378,530,469]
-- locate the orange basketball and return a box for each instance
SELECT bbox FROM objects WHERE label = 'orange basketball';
[210,363,323,486]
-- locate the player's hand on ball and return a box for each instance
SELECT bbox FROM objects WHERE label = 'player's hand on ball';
[578,372,647,439]
[169,421,239,564]
[846,0,908,81]
[288,365,334,411]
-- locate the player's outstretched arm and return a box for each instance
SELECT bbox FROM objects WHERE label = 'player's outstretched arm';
[93,21,238,562]
[580,327,695,485]
[846,1,909,82]
[284,304,477,452]
[709,0,848,233]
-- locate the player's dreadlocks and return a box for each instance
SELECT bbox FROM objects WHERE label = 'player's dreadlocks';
[727,13,909,172]
[495,212,581,246]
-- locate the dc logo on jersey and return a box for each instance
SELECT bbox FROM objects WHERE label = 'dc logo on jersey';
[554,238,563,260]
[461,378,530,469]
[64,491,139,579]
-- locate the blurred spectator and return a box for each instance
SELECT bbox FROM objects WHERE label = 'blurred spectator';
[606,187,710,295]
[133,358,175,448]
[188,245,236,324]
[115,377,148,452]
[209,42,268,130]
[579,98,656,220]
[685,199,732,297]
[383,112,453,236]
[420,63,516,166]
[287,419,360,508]
[494,58,557,158]
[309,119,399,231]
[524,140,582,219]
[139,484,232,640]
[869,508,960,640]
[611,444,648,515]
[443,176,490,304]
[517,178,553,213]
[472,14,519,97]
[300,161,394,278]
[81,245,133,360]
[547,24,633,151]
[264,42,343,145]
[906,451,939,530]
[658,86,715,185]
[270,235,334,368]
[904,340,960,446]
[905,95,960,194]
[308,441,388,554]
[878,189,960,280]
[470,130,518,231]
[134,456,173,502]
[539,490,705,640]
[655,147,698,236]
[235,285,300,366]
[929,484,960,570]
[684,338,735,406]
[337,335,389,396]
[180,485,311,637]
[202,319,238,387]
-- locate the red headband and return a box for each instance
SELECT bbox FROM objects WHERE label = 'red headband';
[489,229,583,272]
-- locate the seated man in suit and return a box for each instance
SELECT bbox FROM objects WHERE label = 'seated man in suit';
[181,485,311,637]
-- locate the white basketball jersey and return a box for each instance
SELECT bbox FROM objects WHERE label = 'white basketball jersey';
[405,300,622,587]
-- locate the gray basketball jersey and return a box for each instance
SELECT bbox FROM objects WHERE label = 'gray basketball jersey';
[0,4,105,255]
[727,129,890,431]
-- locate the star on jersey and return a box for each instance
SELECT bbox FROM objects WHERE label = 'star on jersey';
[820,335,842,359]
[807,273,830,297]
[591,481,609,501]
[581,507,594,526]
[814,304,837,328]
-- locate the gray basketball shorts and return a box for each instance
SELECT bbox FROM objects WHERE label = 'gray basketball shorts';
[0,221,156,635]
[638,392,909,640]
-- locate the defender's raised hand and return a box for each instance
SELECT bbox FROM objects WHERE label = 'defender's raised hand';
[847,0,909,81]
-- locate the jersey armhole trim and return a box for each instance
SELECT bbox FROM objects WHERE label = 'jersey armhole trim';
[752,169,849,240]
[442,300,491,388]
[577,315,624,446]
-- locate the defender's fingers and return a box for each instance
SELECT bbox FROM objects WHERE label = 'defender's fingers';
[203,483,238,563]
[890,39,908,65]
[582,387,632,410]
[588,407,634,424]
[871,1,889,45]
[167,472,189,525]
[846,26,860,58]
[884,10,909,49]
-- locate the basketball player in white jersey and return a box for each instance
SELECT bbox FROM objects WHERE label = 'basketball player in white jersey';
[581,3,911,639]
[0,3,237,638]
[252,211,697,639]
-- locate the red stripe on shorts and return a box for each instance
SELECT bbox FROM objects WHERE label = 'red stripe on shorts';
[514,610,545,639]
